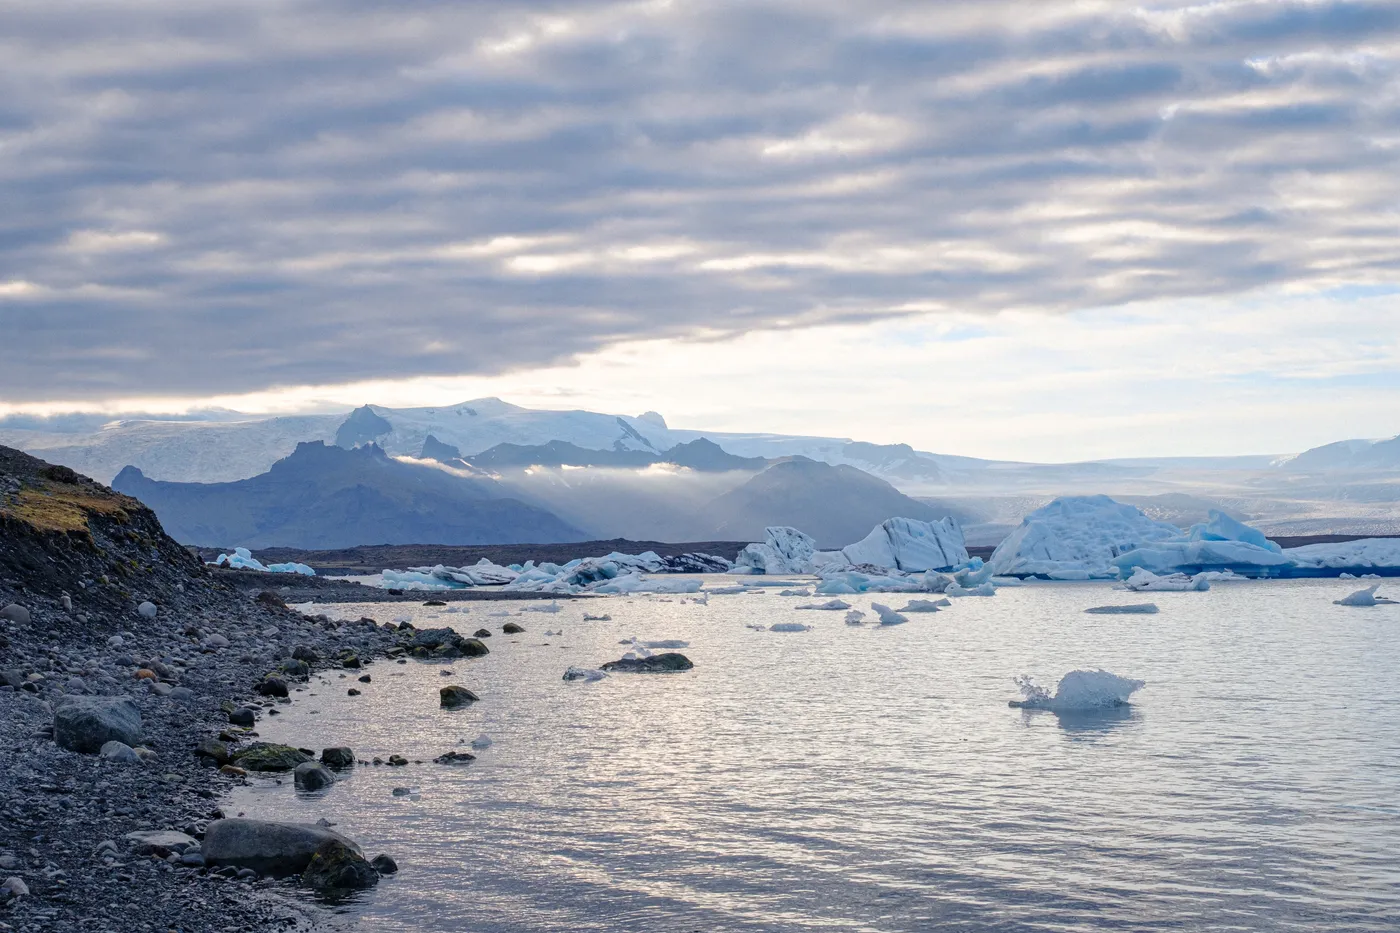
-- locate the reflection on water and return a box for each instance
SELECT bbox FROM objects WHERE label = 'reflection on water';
[229,579,1400,932]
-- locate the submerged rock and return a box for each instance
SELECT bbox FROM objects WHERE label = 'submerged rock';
[321,747,355,769]
[599,652,693,673]
[294,761,336,791]
[433,750,477,765]
[440,685,480,708]
[408,627,489,658]
[371,853,399,875]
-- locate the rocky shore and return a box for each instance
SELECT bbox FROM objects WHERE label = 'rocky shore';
[0,446,408,932]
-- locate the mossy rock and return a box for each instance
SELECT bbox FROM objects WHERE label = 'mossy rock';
[233,742,312,772]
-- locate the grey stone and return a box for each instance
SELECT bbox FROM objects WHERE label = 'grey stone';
[137,601,158,618]
[54,696,142,753]
[320,747,355,769]
[168,686,195,702]
[293,761,335,791]
[301,839,378,891]
[124,830,198,856]
[100,740,140,763]
[1,877,28,898]
[0,604,30,625]
[228,706,256,726]
[371,853,398,874]
[439,685,480,708]
[202,818,359,876]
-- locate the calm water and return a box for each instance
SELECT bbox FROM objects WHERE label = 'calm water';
[229,578,1400,932]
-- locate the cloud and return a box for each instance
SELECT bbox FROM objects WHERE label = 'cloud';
[1,0,1399,403]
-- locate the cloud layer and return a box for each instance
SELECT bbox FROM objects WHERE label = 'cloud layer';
[3,0,1399,401]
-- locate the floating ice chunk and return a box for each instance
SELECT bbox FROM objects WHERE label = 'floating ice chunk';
[642,639,690,649]
[1334,585,1397,606]
[990,576,1026,587]
[796,599,851,611]
[844,610,866,625]
[813,580,858,595]
[589,573,701,595]
[1084,603,1160,614]
[946,581,996,597]
[1010,670,1145,711]
[895,599,942,613]
[871,603,908,626]
[522,601,563,613]
[707,585,751,595]
[583,613,612,621]
[779,589,813,597]
[1122,568,1210,592]
[769,621,811,632]
[563,667,608,682]
[543,629,563,636]
[211,547,316,576]
[744,623,767,631]
[469,734,493,749]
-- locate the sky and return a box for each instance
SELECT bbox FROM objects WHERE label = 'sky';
[2,0,1399,461]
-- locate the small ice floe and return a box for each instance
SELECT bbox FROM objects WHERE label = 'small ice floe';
[871,603,908,626]
[990,576,1026,587]
[707,585,750,595]
[1122,568,1210,591]
[779,589,813,597]
[1010,670,1145,711]
[1334,585,1397,607]
[744,623,767,631]
[1084,603,1160,615]
[583,613,612,621]
[544,629,563,636]
[488,610,513,617]
[469,734,493,749]
[522,601,562,614]
[946,581,996,597]
[642,639,690,649]
[563,667,608,682]
[769,621,811,632]
[895,599,942,613]
[844,610,866,625]
[795,599,851,611]
[1341,572,1356,579]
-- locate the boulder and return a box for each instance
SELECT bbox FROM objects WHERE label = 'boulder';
[54,696,142,753]
[407,627,489,659]
[256,590,288,610]
[440,685,480,708]
[196,737,232,765]
[371,854,398,874]
[99,740,140,762]
[227,707,256,726]
[137,601,158,618]
[202,819,358,877]
[599,652,694,673]
[256,676,289,698]
[0,604,30,625]
[502,622,525,634]
[293,761,335,791]
[280,658,310,677]
[233,742,312,772]
[301,839,379,891]
[290,645,319,663]
[473,628,492,638]
[320,747,355,769]
[433,750,475,764]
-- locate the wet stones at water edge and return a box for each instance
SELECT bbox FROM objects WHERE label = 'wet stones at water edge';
[407,627,489,658]
[302,839,379,891]
[203,818,361,876]
[233,742,312,771]
[599,652,695,673]
[321,746,355,769]
[256,674,290,698]
[433,750,477,765]
[293,760,336,791]
[440,685,480,708]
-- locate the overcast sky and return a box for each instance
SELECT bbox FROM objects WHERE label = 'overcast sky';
[2,1,1398,460]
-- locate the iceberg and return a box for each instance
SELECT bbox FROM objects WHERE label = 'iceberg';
[988,498,1305,579]
[795,599,851,610]
[735,527,819,575]
[1122,568,1210,592]
[1333,585,1397,606]
[844,610,866,625]
[1010,670,1145,711]
[769,621,811,632]
[211,547,315,576]
[1287,538,1400,570]
[1084,603,1160,614]
[895,599,942,613]
[839,517,969,573]
[871,603,908,626]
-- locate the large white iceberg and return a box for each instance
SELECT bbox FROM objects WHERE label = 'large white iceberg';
[1286,538,1400,570]
[839,517,968,572]
[211,547,315,576]
[1010,670,1146,711]
[988,498,1310,579]
[738,517,969,576]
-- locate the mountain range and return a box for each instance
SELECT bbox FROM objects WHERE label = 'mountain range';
[6,398,1400,545]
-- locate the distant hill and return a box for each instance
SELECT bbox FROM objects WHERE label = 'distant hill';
[1284,435,1400,471]
[693,457,941,547]
[459,437,768,473]
[112,441,590,548]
